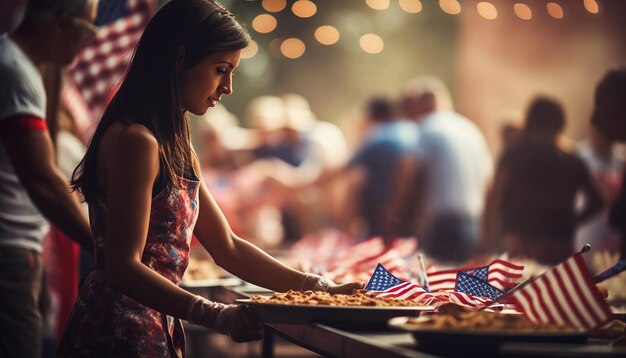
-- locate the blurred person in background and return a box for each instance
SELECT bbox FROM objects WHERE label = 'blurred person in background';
[239,95,297,242]
[281,93,348,172]
[243,94,349,241]
[58,1,361,355]
[0,0,97,356]
[269,95,420,241]
[590,67,626,261]
[481,96,603,265]
[193,103,285,248]
[0,0,27,35]
[401,76,493,264]
[343,96,420,240]
[575,126,624,261]
[501,122,523,152]
[42,105,90,347]
[278,93,349,238]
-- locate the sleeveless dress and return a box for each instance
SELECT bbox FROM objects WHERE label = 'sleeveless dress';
[57,177,200,357]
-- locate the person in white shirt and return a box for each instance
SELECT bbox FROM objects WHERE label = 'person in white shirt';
[0,0,98,356]
[401,76,493,264]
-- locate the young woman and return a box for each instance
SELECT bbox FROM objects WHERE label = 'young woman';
[57,1,361,356]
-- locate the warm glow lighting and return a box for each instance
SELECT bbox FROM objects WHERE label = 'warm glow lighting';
[513,3,532,20]
[546,2,564,19]
[280,38,306,59]
[252,14,277,33]
[241,40,258,59]
[583,0,599,14]
[292,0,317,18]
[399,0,422,13]
[262,0,286,13]
[439,0,461,15]
[359,33,384,54]
[314,25,340,45]
[365,0,390,10]
[476,2,497,20]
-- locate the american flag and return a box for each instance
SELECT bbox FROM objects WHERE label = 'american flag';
[365,263,428,300]
[511,253,612,330]
[455,271,503,301]
[365,263,494,307]
[427,259,524,292]
[62,0,154,138]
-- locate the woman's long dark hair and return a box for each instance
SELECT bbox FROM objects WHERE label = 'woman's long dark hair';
[72,0,250,202]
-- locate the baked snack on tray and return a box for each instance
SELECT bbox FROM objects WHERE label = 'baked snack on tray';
[250,290,423,307]
[406,303,579,332]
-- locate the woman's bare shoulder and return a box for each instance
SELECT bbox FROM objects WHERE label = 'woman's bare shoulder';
[102,122,158,154]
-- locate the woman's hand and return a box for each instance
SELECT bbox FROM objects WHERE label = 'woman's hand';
[215,305,263,343]
[299,273,364,294]
[326,281,364,295]
[187,296,262,343]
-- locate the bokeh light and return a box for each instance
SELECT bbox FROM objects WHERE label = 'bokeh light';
[241,40,258,59]
[261,0,286,13]
[280,38,306,59]
[513,3,532,20]
[399,0,422,14]
[439,0,461,15]
[547,2,564,19]
[252,14,277,33]
[477,2,497,20]
[359,33,384,54]
[292,0,317,18]
[365,0,390,11]
[314,25,340,45]
[583,0,599,14]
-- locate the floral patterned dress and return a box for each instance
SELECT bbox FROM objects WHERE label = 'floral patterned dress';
[57,177,200,357]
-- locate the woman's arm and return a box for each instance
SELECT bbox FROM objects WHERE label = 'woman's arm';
[103,124,194,318]
[191,154,361,293]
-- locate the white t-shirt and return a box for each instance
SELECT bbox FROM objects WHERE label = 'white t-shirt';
[0,35,50,252]
[414,110,493,220]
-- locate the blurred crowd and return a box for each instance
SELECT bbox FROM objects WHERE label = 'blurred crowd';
[185,76,623,273]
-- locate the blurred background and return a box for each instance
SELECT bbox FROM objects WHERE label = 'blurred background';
[216,0,626,156]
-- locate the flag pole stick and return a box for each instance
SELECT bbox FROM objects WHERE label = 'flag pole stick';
[417,253,430,293]
[593,258,626,283]
[579,244,591,254]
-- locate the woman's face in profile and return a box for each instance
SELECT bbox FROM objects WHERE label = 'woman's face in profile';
[178,49,242,116]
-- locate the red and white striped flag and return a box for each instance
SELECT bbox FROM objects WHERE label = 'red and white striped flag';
[288,229,352,265]
[369,281,428,300]
[324,237,385,272]
[62,0,154,139]
[326,238,416,283]
[511,253,612,330]
[427,259,524,292]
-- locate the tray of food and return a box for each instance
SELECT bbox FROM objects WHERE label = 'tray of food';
[235,290,434,325]
[388,304,588,356]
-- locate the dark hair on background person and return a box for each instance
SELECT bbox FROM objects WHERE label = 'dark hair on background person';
[592,67,626,141]
[72,0,250,202]
[523,96,565,137]
[365,96,394,122]
[20,0,93,25]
